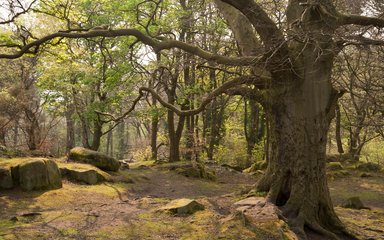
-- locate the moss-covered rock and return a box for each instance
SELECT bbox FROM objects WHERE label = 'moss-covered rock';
[175,162,216,180]
[341,197,369,210]
[326,153,351,163]
[68,147,120,172]
[243,161,267,173]
[327,162,343,171]
[18,159,62,191]
[0,167,13,189]
[59,163,110,185]
[221,164,243,172]
[359,172,373,178]
[159,198,204,214]
[356,162,382,172]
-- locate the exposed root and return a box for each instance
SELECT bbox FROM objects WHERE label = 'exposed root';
[306,218,339,240]
[254,175,353,240]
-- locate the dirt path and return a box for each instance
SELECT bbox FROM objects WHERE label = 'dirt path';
[0,162,383,239]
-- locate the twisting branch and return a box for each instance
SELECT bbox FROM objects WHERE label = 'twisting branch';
[225,86,265,105]
[219,0,285,50]
[219,0,290,83]
[339,35,384,47]
[139,76,269,116]
[338,14,384,28]
[0,28,260,65]
[95,91,144,124]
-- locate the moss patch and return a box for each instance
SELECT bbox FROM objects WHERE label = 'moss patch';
[337,207,384,240]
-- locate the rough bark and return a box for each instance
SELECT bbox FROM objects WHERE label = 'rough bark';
[253,1,349,238]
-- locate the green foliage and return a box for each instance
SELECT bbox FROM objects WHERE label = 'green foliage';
[214,138,248,168]
[132,146,152,162]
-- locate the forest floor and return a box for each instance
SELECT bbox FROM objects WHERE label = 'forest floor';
[0,160,384,240]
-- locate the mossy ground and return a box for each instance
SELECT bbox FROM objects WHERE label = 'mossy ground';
[1,159,383,239]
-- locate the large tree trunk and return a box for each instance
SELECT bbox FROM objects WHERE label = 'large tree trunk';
[257,86,346,239]
[256,31,346,240]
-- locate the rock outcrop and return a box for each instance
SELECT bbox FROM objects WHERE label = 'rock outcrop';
[59,163,110,185]
[68,147,120,172]
[0,158,62,191]
[18,159,62,191]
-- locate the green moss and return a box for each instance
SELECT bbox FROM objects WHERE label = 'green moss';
[356,162,382,172]
[59,227,78,237]
[0,158,43,168]
[69,147,120,172]
[245,190,268,198]
[327,162,344,171]
[243,161,267,173]
[129,160,156,169]
[336,207,384,240]
[0,220,18,236]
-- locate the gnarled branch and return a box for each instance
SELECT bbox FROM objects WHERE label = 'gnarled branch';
[219,0,285,50]
[139,75,269,116]
[0,28,260,65]
[226,86,265,105]
[338,14,384,28]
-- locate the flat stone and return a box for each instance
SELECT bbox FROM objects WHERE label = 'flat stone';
[234,197,265,207]
[59,163,109,185]
[160,198,204,214]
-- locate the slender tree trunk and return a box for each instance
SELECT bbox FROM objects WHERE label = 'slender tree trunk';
[106,129,112,155]
[167,110,180,162]
[109,129,113,157]
[25,110,41,151]
[13,120,19,147]
[335,103,344,154]
[117,121,126,159]
[91,120,103,151]
[65,103,75,152]
[80,117,91,149]
[244,98,260,166]
[349,126,362,161]
[194,114,200,161]
[151,114,159,160]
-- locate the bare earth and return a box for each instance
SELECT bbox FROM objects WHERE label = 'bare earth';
[0,161,383,240]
